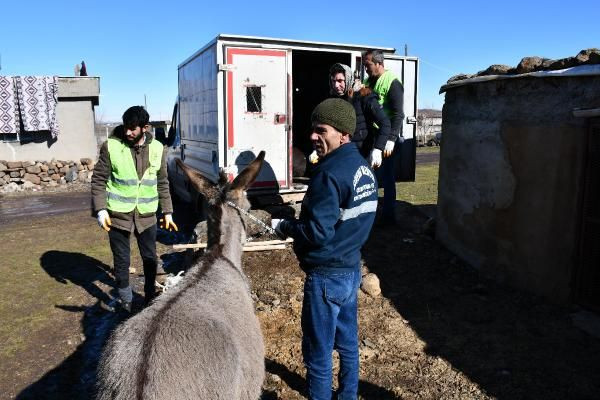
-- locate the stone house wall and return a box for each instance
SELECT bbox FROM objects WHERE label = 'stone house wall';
[437,71,600,302]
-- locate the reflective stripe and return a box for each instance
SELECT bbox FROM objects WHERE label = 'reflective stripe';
[138,196,159,204]
[107,192,137,204]
[112,177,138,186]
[339,200,378,221]
[111,178,157,186]
[107,192,159,204]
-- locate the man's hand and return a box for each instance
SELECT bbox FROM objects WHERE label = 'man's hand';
[383,140,395,158]
[308,150,319,164]
[97,209,112,232]
[159,213,178,232]
[369,148,383,169]
[271,218,288,239]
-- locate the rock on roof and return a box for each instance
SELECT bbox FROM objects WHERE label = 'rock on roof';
[447,48,600,84]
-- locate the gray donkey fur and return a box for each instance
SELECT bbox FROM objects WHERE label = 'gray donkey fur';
[96,152,266,400]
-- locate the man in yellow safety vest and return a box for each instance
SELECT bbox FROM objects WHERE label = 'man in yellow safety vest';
[363,49,405,226]
[92,106,177,313]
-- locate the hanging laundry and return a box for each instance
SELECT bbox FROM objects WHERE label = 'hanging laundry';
[14,76,60,138]
[0,76,19,134]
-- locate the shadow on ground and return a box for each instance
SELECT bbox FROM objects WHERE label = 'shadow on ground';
[17,252,125,399]
[264,359,400,399]
[363,199,600,399]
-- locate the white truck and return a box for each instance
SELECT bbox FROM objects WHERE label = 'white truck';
[167,34,419,206]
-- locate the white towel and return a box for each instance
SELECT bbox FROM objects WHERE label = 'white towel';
[0,76,19,134]
[15,76,59,138]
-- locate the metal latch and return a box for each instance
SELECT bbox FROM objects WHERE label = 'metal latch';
[218,64,236,71]
[407,116,417,124]
[274,113,287,124]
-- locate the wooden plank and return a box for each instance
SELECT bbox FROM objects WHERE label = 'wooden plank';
[172,238,292,251]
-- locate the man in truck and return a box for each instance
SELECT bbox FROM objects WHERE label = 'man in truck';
[363,49,405,225]
[328,62,392,169]
[272,98,378,399]
[92,106,178,313]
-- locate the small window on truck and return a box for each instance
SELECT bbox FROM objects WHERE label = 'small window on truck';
[246,86,262,113]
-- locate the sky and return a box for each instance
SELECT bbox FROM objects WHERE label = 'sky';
[2,0,598,122]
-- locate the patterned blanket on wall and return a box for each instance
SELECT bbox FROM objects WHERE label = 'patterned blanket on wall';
[0,76,60,138]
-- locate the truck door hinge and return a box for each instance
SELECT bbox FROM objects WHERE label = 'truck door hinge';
[218,64,236,71]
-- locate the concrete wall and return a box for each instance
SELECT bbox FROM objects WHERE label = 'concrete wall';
[437,75,600,302]
[0,77,99,162]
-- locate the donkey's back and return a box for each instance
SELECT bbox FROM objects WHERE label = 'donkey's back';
[97,256,264,400]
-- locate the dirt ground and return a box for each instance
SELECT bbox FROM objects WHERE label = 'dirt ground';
[2,163,600,399]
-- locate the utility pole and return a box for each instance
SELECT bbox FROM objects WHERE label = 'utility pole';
[144,94,147,110]
[404,44,408,56]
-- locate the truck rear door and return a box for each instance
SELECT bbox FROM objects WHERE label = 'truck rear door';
[224,47,289,190]
[384,55,419,182]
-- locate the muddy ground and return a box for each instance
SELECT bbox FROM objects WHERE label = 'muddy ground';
[2,160,600,399]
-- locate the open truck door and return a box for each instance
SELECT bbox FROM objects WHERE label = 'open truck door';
[383,54,419,182]
[224,47,290,190]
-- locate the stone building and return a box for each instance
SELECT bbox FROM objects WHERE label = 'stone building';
[417,108,442,146]
[436,49,600,310]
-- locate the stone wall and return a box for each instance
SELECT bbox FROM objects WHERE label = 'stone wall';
[437,72,600,303]
[0,158,94,193]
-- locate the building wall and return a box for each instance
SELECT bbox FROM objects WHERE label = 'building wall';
[417,116,442,144]
[437,75,600,302]
[0,77,99,162]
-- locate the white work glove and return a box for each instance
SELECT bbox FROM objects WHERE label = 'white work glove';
[159,213,178,232]
[369,148,383,169]
[352,79,363,92]
[271,218,288,239]
[383,140,395,158]
[308,150,319,164]
[97,209,112,232]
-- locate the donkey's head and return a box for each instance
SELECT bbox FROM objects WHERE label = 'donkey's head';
[176,151,265,247]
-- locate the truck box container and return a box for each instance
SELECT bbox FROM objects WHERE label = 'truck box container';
[168,34,419,204]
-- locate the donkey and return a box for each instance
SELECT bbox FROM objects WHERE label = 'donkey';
[96,152,266,400]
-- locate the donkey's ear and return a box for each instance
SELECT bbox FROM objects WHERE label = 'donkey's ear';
[175,159,219,199]
[230,151,265,191]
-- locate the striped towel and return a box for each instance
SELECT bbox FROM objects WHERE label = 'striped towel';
[15,76,60,138]
[0,76,19,134]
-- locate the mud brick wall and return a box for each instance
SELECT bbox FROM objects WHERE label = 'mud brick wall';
[437,73,600,303]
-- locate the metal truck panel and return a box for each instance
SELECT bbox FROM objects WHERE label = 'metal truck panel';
[223,47,289,190]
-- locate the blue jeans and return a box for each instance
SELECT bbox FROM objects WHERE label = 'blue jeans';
[375,143,399,220]
[302,268,362,400]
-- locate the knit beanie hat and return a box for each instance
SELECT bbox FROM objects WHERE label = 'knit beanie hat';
[311,98,356,136]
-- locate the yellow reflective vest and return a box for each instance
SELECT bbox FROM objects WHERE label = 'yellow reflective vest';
[364,70,400,118]
[106,138,163,214]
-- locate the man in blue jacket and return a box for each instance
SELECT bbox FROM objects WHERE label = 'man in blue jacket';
[272,98,378,400]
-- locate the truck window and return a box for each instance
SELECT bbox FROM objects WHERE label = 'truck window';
[246,86,262,113]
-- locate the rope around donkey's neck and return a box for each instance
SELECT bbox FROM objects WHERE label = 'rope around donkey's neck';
[225,201,277,240]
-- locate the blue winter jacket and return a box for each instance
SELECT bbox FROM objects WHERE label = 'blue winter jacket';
[282,143,378,271]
